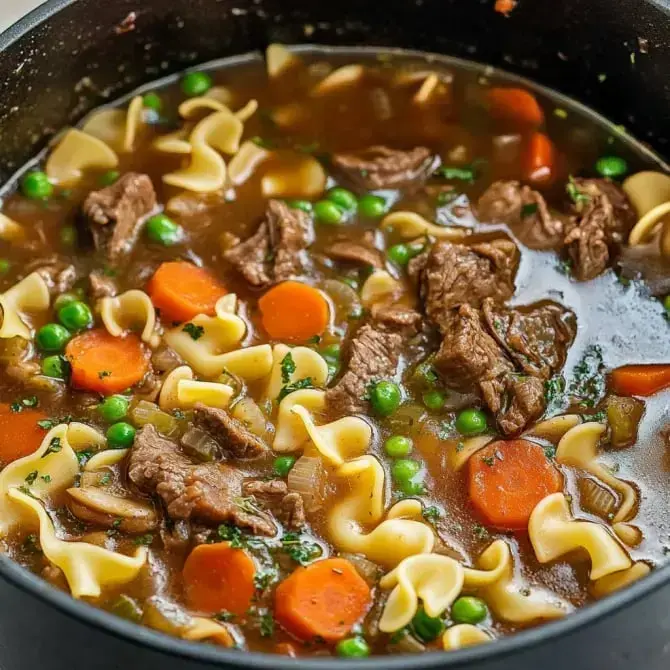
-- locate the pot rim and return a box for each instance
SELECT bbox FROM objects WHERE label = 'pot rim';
[1,0,670,667]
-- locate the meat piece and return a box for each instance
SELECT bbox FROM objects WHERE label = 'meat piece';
[30,260,77,295]
[89,270,118,299]
[331,145,435,192]
[223,199,314,287]
[242,480,307,530]
[409,239,519,331]
[192,403,267,459]
[81,173,157,263]
[327,234,383,269]
[477,180,564,249]
[128,425,275,535]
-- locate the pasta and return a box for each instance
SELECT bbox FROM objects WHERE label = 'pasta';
[529,493,632,580]
[447,435,494,471]
[261,155,327,199]
[624,171,670,256]
[524,414,581,443]
[84,449,129,471]
[0,272,50,340]
[182,618,235,647]
[360,270,403,307]
[414,74,440,104]
[0,212,25,242]
[312,64,365,95]
[589,562,651,598]
[81,95,144,152]
[177,379,234,410]
[264,344,329,401]
[159,366,195,410]
[266,44,299,78]
[99,289,160,346]
[273,389,326,452]
[442,624,493,650]
[152,126,193,155]
[380,211,469,240]
[227,140,271,186]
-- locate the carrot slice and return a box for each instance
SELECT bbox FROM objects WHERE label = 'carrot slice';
[66,329,149,395]
[274,557,371,643]
[258,281,329,343]
[610,364,670,397]
[183,543,256,616]
[468,439,563,530]
[147,261,227,323]
[525,132,556,185]
[0,404,49,463]
[494,0,517,16]
[488,87,544,126]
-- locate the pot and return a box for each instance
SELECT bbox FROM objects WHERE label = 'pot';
[0,0,669,668]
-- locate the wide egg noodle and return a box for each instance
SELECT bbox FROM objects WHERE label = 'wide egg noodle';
[273,389,326,452]
[80,95,144,153]
[99,289,160,347]
[177,380,234,410]
[380,211,468,240]
[0,213,25,242]
[264,344,329,401]
[442,624,493,651]
[447,435,494,471]
[182,618,235,647]
[589,561,651,598]
[228,140,271,186]
[360,270,403,308]
[159,366,195,410]
[624,171,670,255]
[0,272,50,340]
[523,414,582,443]
[311,64,365,95]
[261,155,327,199]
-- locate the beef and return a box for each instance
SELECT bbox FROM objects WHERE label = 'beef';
[242,480,306,530]
[477,180,565,249]
[81,173,157,263]
[28,258,77,295]
[223,199,313,287]
[409,239,519,331]
[128,425,276,535]
[331,145,435,192]
[327,233,383,269]
[88,270,118,299]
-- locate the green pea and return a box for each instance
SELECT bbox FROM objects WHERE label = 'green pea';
[36,323,71,353]
[142,92,162,111]
[60,225,77,246]
[335,636,370,658]
[97,395,130,423]
[99,170,120,186]
[53,293,79,312]
[663,295,670,313]
[401,480,426,495]
[41,355,69,380]
[456,408,488,435]
[392,458,421,486]
[146,213,183,246]
[107,422,136,449]
[451,596,488,625]
[369,380,402,416]
[387,243,411,266]
[181,71,213,97]
[58,301,93,331]
[313,200,345,225]
[327,187,358,212]
[384,435,413,459]
[21,171,53,200]
[358,194,388,218]
[321,343,341,360]
[423,390,445,411]
[0,259,10,275]
[286,199,313,213]
[411,606,445,642]
[273,455,296,477]
[595,155,628,179]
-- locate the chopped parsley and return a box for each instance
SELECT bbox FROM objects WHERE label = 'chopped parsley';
[277,377,314,402]
[481,455,496,467]
[566,176,590,205]
[10,396,39,413]
[544,375,567,417]
[215,611,236,623]
[438,417,456,440]
[434,165,476,184]
[521,202,539,218]
[254,566,279,592]
[422,506,442,522]
[280,352,296,384]
[217,523,244,548]
[37,415,74,430]
[437,189,459,206]
[473,523,491,540]
[172,409,186,420]
[75,449,93,467]
[281,532,321,565]
[258,610,275,638]
[543,445,557,459]
[40,474,52,483]
[557,257,573,276]
[569,345,605,408]
[133,534,154,546]
[24,471,39,485]
[21,534,40,554]
[307,334,321,345]
[182,323,205,341]
[42,437,62,458]
[99,473,112,486]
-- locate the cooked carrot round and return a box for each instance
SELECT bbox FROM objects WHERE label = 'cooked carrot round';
[258,281,329,343]
[0,404,49,463]
[468,439,563,531]
[274,557,371,643]
[66,329,149,395]
[488,87,544,126]
[183,543,256,616]
[147,261,227,323]
[525,132,556,185]
[610,364,670,397]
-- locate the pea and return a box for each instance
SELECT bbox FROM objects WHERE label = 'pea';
[384,435,413,459]
[286,199,313,213]
[53,292,79,312]
[358,194,388,218]
[313,200,345,225]
[411,606,445,642]
[97,395,130,423]
[36,323,71,353]
[60,225,77,246]
[273,455,296,477]
[21,171,53,200]
[327,187,358,212]
[451,596,488,625]
[423,390,445,411]
[181,71,213,97]
[456,408,488,435]
[321,343,341,360]
[142,92,162,111]
[369,380,402,416]
[41,355,69,380]
[0,259,10,275]
[146,213,183,246]
[387,243,411,266]
[595,155,628,179]
[335,636,370,658]
[107,422,136,449]
[392,458,421,489]
[663,295,670,313]
[58,301,93,331]
[99,170,120,186]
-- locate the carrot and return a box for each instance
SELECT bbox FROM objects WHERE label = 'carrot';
[66,329,149,395]
[258,281,329,343]
[274,557,371,642]
[147,261,227,323]
[183,543,256,616]
[525,132,556,185]
[488,87,544,126]
[610,364,670,397]
[0,404,49,463]
[494,0,517,15]
[468,439,563,530]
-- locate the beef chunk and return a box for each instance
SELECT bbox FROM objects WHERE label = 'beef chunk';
[128,425,275,535]
[477,180,564,249]
[192,404,267,459]
[81,173,156,263]
[331,145,435,191]
[409,239,519,331]
[242,480,306,530]
[223,199,314,287]
[327,233,383,269]
[89,270,117,299]
[32,261,77,296]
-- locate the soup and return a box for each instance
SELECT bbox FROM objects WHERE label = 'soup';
[0,44,668,657]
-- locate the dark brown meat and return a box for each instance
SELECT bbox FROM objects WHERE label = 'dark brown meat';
[128,425,276,535]
[327,234,384,269]
[34,261,77,296]
[192,404,267,460]
[81,173,156,263]
[477,180,565,249]
[409,239,519,331]
[223,199,314,287]
[88,270,118,299]
[242,480,306,530]
[331,145,435,192]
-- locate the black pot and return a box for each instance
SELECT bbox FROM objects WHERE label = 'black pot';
[1,1,669,668]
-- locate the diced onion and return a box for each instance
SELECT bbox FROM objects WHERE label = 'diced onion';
[130,400,178,436]
[232,397,269,439]
[180,427,219,462]
[340,552,381,586]
[579,477,617,519]
[323,279,362,327]
[606,395,644,449]
[287,456,326,512]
